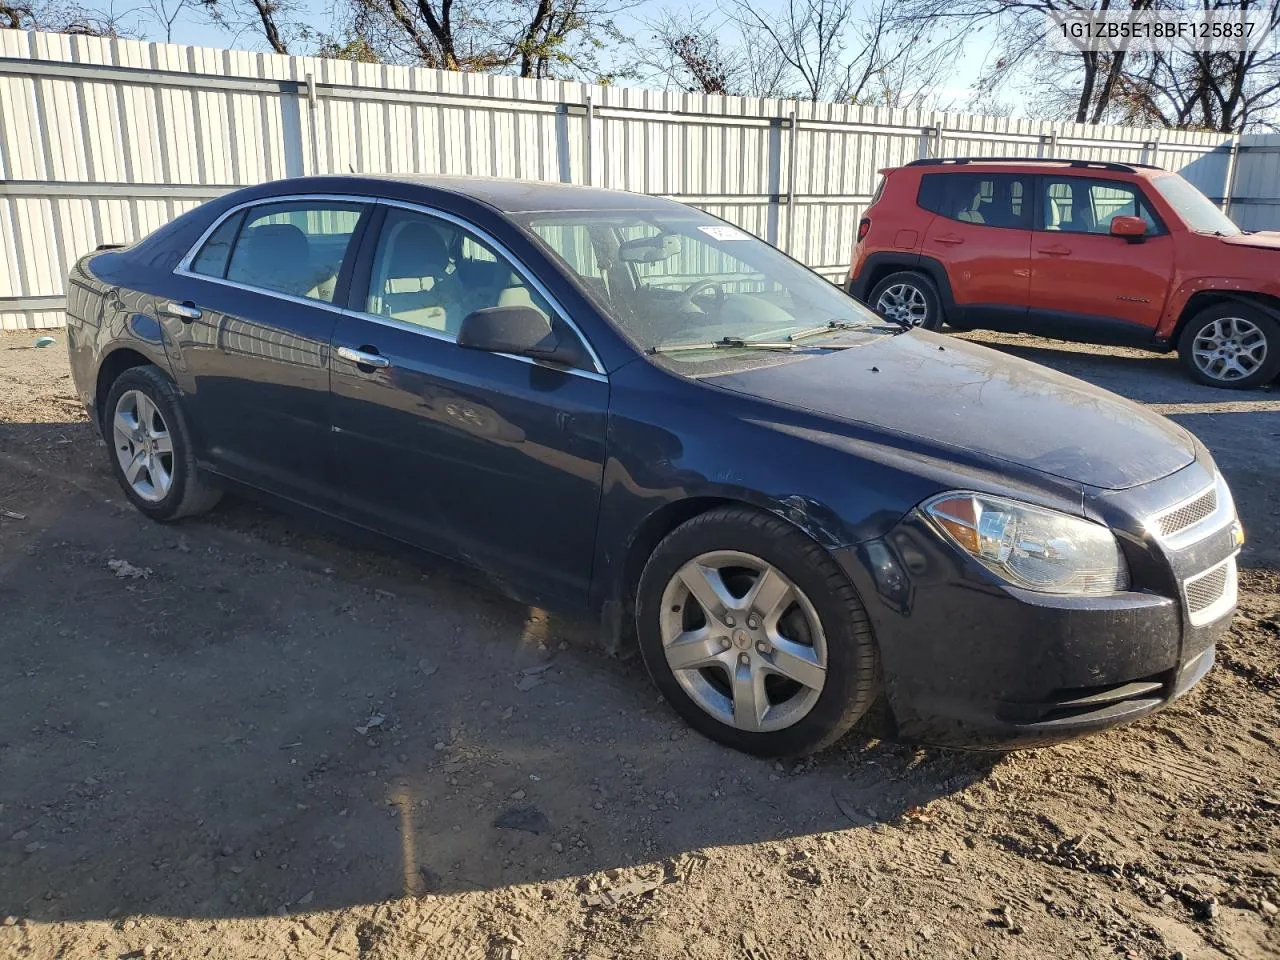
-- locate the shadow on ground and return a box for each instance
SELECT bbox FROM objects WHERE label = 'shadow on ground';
[0,419,997,923]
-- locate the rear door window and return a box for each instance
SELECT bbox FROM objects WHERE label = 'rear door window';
[919,173,1030,229]
[211,201,367,303]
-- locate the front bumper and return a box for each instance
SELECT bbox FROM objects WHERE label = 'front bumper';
[834,462,1237,749]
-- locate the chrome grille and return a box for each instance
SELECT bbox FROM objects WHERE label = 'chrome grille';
[1186,564,1228,613]
[1153,487,1218,539]
[1183,557,1237,626]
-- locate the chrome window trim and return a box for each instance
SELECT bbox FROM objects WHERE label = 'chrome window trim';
[1146,471,1236,552]
[1182,552,1239,627]
[172,192,608,381]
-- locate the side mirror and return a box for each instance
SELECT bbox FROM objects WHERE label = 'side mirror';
[1110,215,1148,243]
[457,305,584,368]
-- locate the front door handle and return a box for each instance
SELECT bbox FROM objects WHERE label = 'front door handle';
[337,345,391,370]
[1038,245,1072,257]
[161,301,201,321]
[935,235,965,245]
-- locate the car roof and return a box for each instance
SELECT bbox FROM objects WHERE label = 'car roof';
[267,174,691,215]
[889,158,1169,180]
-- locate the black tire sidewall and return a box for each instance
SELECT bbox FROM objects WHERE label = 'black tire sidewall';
[1178,303,1280,390]
[102,367,199,522]
[635,508,877,758]
[869,271,944,332]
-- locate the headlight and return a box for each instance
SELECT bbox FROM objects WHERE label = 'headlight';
[924,492,1129,595]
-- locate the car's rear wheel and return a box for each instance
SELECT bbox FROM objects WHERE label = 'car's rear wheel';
[868,271,943,331]
[1178,302,1280,389]
[103,365,222,521]
[635,506,878,757]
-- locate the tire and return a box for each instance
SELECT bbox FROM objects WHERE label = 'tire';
[101,365,222,521]
[635,505,879,757]
[868,270,944,331]
[1178,301,1280,390]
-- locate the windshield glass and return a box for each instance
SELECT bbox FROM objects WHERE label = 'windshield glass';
[518,212,884,358]
[1152,174,1241,236]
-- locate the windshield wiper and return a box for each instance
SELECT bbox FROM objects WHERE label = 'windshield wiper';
[787,319,865,341]
[648,337,797,355]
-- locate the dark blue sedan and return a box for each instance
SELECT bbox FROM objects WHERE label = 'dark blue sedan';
[65,175,1243,757]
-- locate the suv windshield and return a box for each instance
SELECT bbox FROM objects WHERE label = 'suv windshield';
[1151,174,1241,236]
[519,212,883,358]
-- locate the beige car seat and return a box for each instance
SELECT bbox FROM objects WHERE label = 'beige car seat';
[234,223,338,301]
[376,221,463,333]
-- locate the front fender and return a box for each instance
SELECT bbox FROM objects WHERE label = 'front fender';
[1157,278,1280,340]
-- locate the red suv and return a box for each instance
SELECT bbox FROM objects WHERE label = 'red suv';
[848,157,1280,389]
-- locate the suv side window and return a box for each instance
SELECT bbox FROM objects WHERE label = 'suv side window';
[212,201,367,303]
[1038,177,1163,235]
[918,173,1030,229]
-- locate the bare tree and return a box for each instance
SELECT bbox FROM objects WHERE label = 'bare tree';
[717,0,965,106]
[328,0,629,77]
[633,8,789,95]
[199,0,304,54]
[140,0,194,40]
[1,0,141,34]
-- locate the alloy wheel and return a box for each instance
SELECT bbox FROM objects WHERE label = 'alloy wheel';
[658,550,827,732]
[1192,316,1268,382]
[874,283,929,327]
[112,389,174,502]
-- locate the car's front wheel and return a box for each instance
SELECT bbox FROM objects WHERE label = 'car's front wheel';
[635,506,878,757]
[868,271,943,331]
[103,365,222,521]
[1178,302,1280,389]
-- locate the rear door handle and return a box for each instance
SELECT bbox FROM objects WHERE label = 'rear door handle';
[161,300,201,321]
[337,345,391,370]
[935,235,965,245]
[1038,245,1072,256]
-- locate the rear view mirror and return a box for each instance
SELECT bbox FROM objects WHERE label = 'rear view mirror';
[618,234,681,263]
[1110,215,1148,243]
[457,305,584,368]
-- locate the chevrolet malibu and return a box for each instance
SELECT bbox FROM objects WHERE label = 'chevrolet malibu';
[64,176,1243,757]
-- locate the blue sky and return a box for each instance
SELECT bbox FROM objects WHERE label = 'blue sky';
[119,0,988,106]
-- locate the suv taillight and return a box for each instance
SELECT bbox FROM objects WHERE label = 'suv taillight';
[857,217,871,243]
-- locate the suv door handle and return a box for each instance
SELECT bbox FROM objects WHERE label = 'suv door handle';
[1038,245,1072,256]
[337,345,391,370]
[935,235,965,245]
[161,301,201,321]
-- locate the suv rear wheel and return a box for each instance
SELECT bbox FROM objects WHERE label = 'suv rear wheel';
[868,271,943,331]
[1178,302,1280,389]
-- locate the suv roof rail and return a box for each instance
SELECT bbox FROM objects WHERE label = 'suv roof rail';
[904,157,1163,173]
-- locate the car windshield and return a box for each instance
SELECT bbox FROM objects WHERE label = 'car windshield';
[518,212,885,358]
[1151,174,1241,236]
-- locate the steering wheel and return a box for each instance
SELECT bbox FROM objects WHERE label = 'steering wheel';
[676,279,727,312]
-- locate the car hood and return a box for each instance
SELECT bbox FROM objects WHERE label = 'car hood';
[1221,231,1280,250]
[704,330,1195,491]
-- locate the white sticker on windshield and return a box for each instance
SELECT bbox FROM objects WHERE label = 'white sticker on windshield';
[697,225,750,241]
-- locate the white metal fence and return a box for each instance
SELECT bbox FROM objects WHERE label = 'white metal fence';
[0,29,1266,331]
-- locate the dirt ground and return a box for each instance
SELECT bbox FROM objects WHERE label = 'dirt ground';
[0,328,1277,960]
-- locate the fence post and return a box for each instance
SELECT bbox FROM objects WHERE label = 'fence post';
[1222,135,1241,217]
[1143,138,1160,168]
[1040,125,1059,158]
[785,107,798,255]
[584,92,594,187]
[305,72,319,175]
